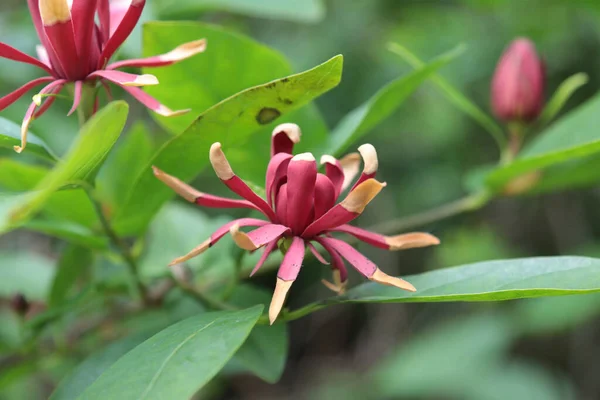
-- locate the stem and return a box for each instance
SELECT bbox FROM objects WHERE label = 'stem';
[179,283,238,311]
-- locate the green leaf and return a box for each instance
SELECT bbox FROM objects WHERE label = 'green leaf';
[48,245,93,307]
[340,256,600,303]
[114,55,342,236]
[22,218,108,249]
[486,93,600,190]
[0,252,55,301]
[0,117,57,162]
[326,44,464,156]
[2,102,128,230]
[228,285,288,383]
[79,306,263,400]
[526,154,600,195]
[538,72,588,127]
[154,0,325,23]
[387,42,505,149]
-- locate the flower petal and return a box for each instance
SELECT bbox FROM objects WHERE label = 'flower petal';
[120,86,190,116]
[152,166,260,211]
[314,173,336,219]
[307,241,329,265]
[302,179,386,238]
[97,0,110,40]
[265,152,292,207]
[329,224,440,250]
[230,223,289,251]
[339,152,361,191]
[275,183,288,226]
[271,123,301,157]
[168,218,268,266]
[0,42,55,75]
[67,80,83,116]
[27,0,65,76]
[250,241,278,277]
[89,70,159,86]
[70,0,98,68]
[0,77,55,111]
[320,155,344,199]
[100,0,146,63]
[286,153,317,234]
[316,236,348,283]
[351,143,378,190]
[269,236,304,324]
[107,39,207,69]
[210,142,277,221]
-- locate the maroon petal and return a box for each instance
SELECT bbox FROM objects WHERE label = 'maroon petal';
[67,80,83,116]
[120,86,189,116]
[320,155,344,199]
[0,42,55,75]
[270,236,304,324]
[307,241,329,265]
[250,241,278,277]
[107,39,207,69]
[265,152,292,207]
[314,173,336,219]
[27,0,65,76]
[152,166,260,211]
[89,70,158,86]
[210,143,277,221]
[330,224,440,250]
[275,183,288,226]
[271,123,301,157]
[351,144,378,190]
[230,223,290,251]
[100,0,146,64]
[302,179,386,238]
[286,153,317,234]
[97,0,110,41]
[70,0,98,70]
[168,218,268,266]
[0,77,55,111]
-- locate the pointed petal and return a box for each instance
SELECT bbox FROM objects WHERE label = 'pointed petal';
[371,269,416,291]
[89,70,159,86]
[67,80,83,116]
[210,143,277,221]
[250,241,278,277]
[320,155,344,199]
[152,166,259,210]
[314,173,336,219]
[302,179,386,238]
[0,42,55,75]
[329,225,440,250]
[265,152,292,207]
[120,86,190,116]
[0,77,55,111]
[230,223,290,251]
[271,123,301,157]
[339,152,361,191]
[269,236,305,324]
[351,143,378,189]
[307,241,329,265]
[101,0,146,63]
[168,218,268,266]
[107,39,207,69]
[269,278,293,325]
[286,153,317,234]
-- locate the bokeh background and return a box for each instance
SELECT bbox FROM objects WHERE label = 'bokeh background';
[2,0,600,399]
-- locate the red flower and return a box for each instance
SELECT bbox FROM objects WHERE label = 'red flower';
[0,0,206,153]
[153,124,440,324]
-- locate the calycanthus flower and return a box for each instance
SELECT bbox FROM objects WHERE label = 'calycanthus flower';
[153,124,440,324]
[0,0,206,153]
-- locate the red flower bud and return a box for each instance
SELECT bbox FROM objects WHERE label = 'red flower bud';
[491,38,545,122]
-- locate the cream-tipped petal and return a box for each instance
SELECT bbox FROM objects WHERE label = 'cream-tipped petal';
[357,143,378,175]
[291,152,315,162]
[320,154,337,165]
[386,232,440,251]
[321,270,347,294]
[39,0,71,25]
[269,278,293,325]
[14,117,32,153]
[124,74,159,86]
[209,142,235,180]
[168,239,210,266]
[370,268,416,292]
[152,166,202,203]
[272,123,301,143]
[339,152,361,190]
[229,224,257,251]
[155,105,190,117]
[163,39,207,62]
[340,179,386,213]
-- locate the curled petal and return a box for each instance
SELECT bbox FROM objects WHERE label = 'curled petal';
[250,241,278,277]
[314,173,336,219]
[270,236,304,324]
[321,269,347,294]
[107,39,207,69]
[265,152,292,207]
[0,77,55,111]
[230,223,290,251]
[329,224,440,251]
[271,123,301,157]
[302,179,386,238]
[121,86,190,116]
[286,153,317,234]
[320,155,344,199]
[339,152,361,191]
[275,183,288,226]
[352,143,378,189]
[89,70,159,86]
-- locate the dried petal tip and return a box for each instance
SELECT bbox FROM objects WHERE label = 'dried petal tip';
[370,268,416,292]
[155,106,190,117]
[168,239,211,266]
[358,144,378,174]
[291,152,315,162]
[386,232,440,251]
[340,179,386,213]
[152,166,202,203]
[126,74,159,86]
[269,278,293,324]
[209,142,235,180]
[163,39,207,62]
[321,270,347,294]
[320,155,337,165]
[272,123,301,143]
[230,224,257,251]
[339,152,361,190]
[39,0,71,25]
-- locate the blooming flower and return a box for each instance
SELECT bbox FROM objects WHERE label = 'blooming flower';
[0,0,206,153]
[153,123,440,324]
[491,38,545,122]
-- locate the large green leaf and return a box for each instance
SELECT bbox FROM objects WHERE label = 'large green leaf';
[337,256,600,304]
[114,55,342,235]
[154,0,325,22]
[0,117,57,162]
[325,44,464,156]
[486,93,600,190]
[2,102,128,231]
[79,306,263,400]
[141,22,330,181]
[0,252,55,301]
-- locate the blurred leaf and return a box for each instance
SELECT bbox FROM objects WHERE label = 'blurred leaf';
[339,256,600,303]
[114,55,343,236]
[96,123,153,208]
[486,93,600,190]
[23,218,107,249]
[2,101,128,230]
[538,72,588,127]
[48,245,93,307]
[0,252,55,301]
[526,154,600,195]
[228,285,288,383]
[50,331,156,400]
[79,307,263,400]
[388,42,505,149]
[326,44,464,156]
[0,117,57,162]
[0,309,21,353]
[154,0,325,23]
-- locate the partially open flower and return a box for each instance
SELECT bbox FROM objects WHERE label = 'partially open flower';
[0,0,207,152]
[153,123,440,324]
[491,38,545,123]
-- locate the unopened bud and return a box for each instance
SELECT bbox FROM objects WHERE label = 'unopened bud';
[491,38,545,122]
[10,294,29,316]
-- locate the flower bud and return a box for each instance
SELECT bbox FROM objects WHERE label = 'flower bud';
[491,38,545,122]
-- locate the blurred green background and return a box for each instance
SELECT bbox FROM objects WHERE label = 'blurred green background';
[2,0,600,399]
